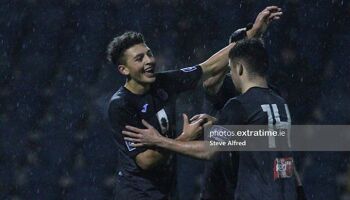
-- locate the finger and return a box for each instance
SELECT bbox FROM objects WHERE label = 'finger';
[190,114,200,122]
[268,12,283,22]
[269,12,283,19]
[193,118,204,126]
[260,10,271,20]
[272,16,281,21]
[192,117,203,123]
[124,137,141,143]
[122,131,141,138]
[125,125,143,133]
[264,6,279,12]
[141,119,154,129]
[203,121,213,128]
[183,113,189,126]
[130,143,144,147]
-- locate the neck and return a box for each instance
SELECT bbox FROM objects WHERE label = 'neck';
[124,79,150,95]
[240,76,268,93]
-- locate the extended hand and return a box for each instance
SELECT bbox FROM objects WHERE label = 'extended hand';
[248,6,283,38]
[123,120,163,147]
[180,113,206,141]
[190,113,217,126]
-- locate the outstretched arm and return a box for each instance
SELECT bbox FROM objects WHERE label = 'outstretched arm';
[203,6,283,94]
[124,130,215,160]
[123,115,217,160]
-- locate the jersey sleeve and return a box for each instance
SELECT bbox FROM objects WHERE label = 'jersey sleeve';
[155,65,202,94]
[108,100,147,158]
[205,74,238,110]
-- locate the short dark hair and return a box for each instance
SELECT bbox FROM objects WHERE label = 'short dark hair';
[228,38,269,76]
[107,31,145,65]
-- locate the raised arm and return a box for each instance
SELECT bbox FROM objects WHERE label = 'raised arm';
[203,6,283,94]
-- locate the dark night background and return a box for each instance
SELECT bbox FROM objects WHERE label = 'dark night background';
[1,0,350,199]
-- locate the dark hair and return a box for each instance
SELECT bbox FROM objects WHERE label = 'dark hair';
[228,38,269,76]
[107,31,145,65]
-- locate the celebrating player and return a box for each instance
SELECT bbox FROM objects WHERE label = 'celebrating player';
[107,6,282,200]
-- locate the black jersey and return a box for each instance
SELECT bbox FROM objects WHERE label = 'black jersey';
[216,87,296,200]
[201,75,283,200]
[108,66,202,200]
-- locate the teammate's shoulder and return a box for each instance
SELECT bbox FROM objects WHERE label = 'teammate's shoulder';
[238,87,270,99]
[223,97,244,110]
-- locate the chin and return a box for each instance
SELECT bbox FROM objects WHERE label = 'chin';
[144,76,156,83]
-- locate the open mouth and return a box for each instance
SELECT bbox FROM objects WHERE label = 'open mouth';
[143,65,155,77]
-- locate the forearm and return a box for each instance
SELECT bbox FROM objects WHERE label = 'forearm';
[203,69,228,95]
[156,137,214,160]
[202,27,258,94]
[175,132,192,141]
[199,43,235,78]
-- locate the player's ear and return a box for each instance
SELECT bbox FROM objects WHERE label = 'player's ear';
[238,63,243,76]
[118,64,130,76]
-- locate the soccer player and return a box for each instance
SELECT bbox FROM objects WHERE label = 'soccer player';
[107,7,282,200]
[123,38,299,199]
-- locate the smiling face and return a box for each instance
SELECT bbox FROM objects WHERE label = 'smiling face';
[118,43,156,84]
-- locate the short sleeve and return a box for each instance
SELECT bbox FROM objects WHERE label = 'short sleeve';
[155,65,202,94]
[108,101,147,158]
[205,74,238,110]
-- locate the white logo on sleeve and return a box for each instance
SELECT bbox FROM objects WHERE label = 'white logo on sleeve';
[125,141,136,151]
[180,66,197,73]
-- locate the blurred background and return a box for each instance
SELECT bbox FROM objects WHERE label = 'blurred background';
[1,0,350,199]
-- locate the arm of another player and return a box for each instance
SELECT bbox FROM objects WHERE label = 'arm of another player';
[123,115,218,160]
[203,6,283,94]
[135,149,166,170]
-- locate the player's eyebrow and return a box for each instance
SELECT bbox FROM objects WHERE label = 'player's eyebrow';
[133,52,144,60]
[133,48,152,60]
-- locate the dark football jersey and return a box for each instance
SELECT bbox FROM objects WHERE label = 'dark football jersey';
[108,66,202,200]
[216,87,297,200]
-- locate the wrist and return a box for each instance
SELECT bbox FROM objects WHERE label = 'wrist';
[229,23,254,43]
[247,24,261,39]
[155,135,168,148]
[176,132,191,141]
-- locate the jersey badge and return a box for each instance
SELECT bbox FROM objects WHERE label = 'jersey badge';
[273,157,294,180]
